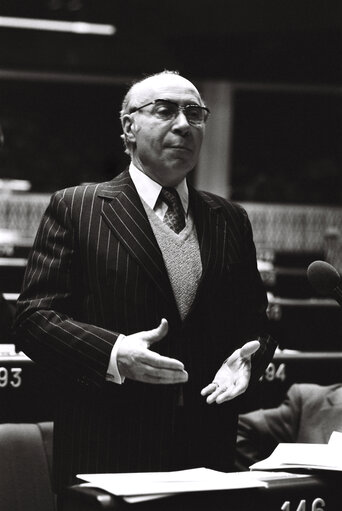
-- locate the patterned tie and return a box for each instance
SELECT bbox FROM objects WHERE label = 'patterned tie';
[160,187,185,234]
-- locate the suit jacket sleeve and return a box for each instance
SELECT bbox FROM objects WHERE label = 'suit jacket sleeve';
[14,190,118,389]
[235,384,302,470]
[206,195,277,387]
[235,204,277,383]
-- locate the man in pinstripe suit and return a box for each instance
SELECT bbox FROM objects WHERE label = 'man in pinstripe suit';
[14,71,276,500]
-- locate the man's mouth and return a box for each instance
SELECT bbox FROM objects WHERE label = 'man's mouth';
[167,145,191,152]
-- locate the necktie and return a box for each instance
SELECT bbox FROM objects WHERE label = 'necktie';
[160,187,185,234]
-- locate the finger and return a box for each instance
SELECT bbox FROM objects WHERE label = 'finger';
[216,381,248,404]
[201,383,224,404]
[200,382,218,396]
[207,386,227,405]
[227,340,260,365]
[140,366,189,385]
[206,387,222,404]
[140,349,185,371]
[239,340,260,359]
[144,318,169,347]
[215,387,236,404]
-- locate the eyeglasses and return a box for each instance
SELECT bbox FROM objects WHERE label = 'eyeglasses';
[130,99,210,126]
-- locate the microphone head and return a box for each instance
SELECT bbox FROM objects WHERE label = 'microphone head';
[307,260,341,296]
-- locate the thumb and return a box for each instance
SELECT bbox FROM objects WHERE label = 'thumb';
[240,340,260,359]
[144,318,169,347]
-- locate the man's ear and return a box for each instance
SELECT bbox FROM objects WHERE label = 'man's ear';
[122,114,137,145]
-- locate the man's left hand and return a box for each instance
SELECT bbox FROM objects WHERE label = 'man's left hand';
[200,340,260,404]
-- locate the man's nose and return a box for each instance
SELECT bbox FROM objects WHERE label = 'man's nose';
[172,110,191,133]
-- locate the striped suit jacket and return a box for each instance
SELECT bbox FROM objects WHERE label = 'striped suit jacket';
[14,169,276,491]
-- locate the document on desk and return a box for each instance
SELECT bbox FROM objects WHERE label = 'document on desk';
[250,431,342,472]
[77,467,268,503]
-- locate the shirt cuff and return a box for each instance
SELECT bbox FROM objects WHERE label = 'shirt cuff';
[106,334,126,384]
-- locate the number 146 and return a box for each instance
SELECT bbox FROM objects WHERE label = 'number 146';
[281,498,325,511]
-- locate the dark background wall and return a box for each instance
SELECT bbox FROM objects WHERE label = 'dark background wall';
[0,0,340,83]
[0,0,341,201]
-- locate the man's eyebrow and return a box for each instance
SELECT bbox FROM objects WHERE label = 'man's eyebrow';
[158,98,202,106]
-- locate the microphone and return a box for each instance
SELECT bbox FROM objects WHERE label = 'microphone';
[307,260,342,306]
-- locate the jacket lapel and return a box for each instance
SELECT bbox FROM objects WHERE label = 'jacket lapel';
[98,170,177,309]
[98,173,229,320]
[188,186,227,310]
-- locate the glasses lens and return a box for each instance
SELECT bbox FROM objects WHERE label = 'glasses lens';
[150,100,208,125]
[185,105,207,124]
[153,100,178,120]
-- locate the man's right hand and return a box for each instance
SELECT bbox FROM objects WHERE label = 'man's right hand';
[117,318,188,384]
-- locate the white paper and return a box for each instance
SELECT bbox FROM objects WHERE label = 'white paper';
[250,431,342,472]
[328,430,342,449]
[79,470,312,503]
[77,467,267,502]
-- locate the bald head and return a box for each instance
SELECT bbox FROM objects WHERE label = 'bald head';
[121,71,203,119]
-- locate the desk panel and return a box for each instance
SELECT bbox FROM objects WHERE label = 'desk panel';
[0,349,54,422]
[61,474,341,511]
[1,347,341,419]
[259,351,342,408]
[267,295,342,351]
[0,257,27,293]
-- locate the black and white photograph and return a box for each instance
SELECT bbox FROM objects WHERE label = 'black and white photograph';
[0,1,341,510]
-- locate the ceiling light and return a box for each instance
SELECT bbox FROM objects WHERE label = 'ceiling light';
[0,16,116,36]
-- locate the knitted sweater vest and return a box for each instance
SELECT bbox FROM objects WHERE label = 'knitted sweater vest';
[144,203,202,320]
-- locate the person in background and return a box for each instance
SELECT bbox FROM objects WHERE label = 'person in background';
[14,70,276,503]
[235,382,342,471]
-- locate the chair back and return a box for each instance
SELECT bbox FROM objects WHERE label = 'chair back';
[0,422,55,511]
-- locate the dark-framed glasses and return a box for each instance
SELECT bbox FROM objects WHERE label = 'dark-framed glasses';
[130,99,210,126]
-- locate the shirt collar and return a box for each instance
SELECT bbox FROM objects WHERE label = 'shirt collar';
[129,163,189,214]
